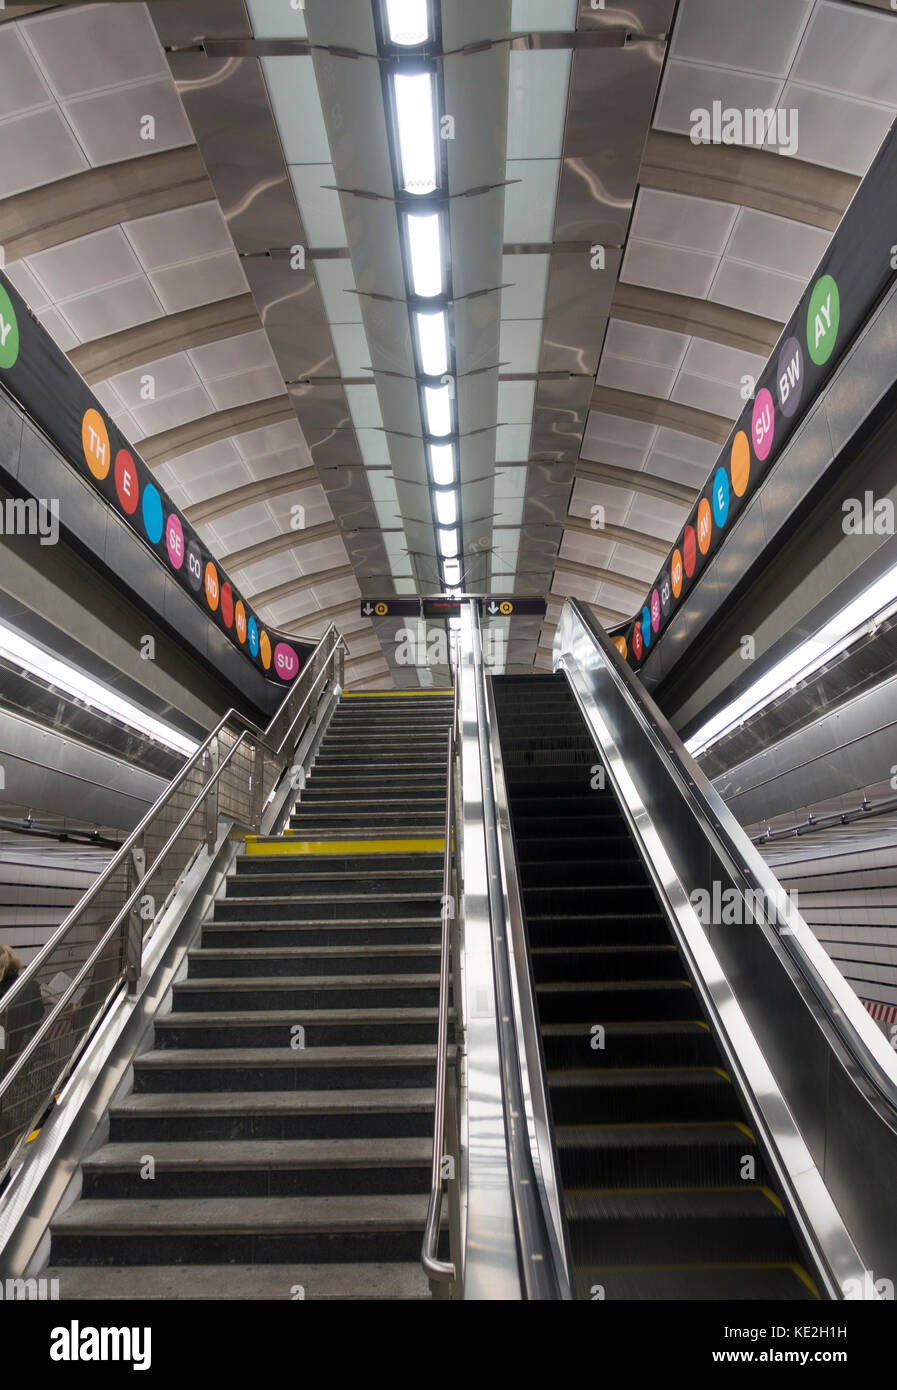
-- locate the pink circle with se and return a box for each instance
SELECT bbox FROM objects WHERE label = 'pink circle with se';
[650,588,660,632]
[274,642,299,680]
[166,514,184,569]
[751,388,775,462]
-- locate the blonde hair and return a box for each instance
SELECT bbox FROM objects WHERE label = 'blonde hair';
[0,944,23,984]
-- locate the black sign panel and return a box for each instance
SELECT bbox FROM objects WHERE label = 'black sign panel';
[625,117,897,671]
[359,599,421,617]
[479,597,546,617]
[0,271,309,685]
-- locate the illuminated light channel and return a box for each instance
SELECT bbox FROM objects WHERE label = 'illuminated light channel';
[415,309,448,376]
[406,212,443,297]
[424,384,452,436]
[385,0,429,46]
[393,72,437,195]
[0,620,198,756]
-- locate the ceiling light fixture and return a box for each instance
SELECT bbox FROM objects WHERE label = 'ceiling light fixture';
[415,308,448,376]
[438,527,458,558]
[442,559,461,585]
[434,489,458,526]
[428,442,456,486]
[385,0,429,46]
[424,383,452,436]
[406,212,443,297]
[393,72,438,195]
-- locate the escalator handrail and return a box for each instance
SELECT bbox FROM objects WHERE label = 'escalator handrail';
[469,605,567,1298]
[421,653,458,1284]
[482,674,575,1297]
[563,597,897,1121]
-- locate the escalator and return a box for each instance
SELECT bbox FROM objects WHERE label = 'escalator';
[493,673,819,1301]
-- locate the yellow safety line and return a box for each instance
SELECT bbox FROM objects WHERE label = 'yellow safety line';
[575,1260,820,1295]
[244,836,445,855]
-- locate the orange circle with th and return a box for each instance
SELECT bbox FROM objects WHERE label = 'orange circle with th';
[235,601,247,643]
[82,408,110,480]
[697,497,712,555]
[731,429,750,497]
[671,548,683,598]
[259,630,272,670]
[613,635,628,660]
[204,561,219,611]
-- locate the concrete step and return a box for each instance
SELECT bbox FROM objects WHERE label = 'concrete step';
[171,974,440,1013]
[155,1005,444,1048]
[186,944,441,978]
[132,1044,439,1092]
[201,920,440,949]
[41,1262,431,1300]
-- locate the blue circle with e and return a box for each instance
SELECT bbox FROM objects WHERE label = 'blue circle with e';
[248,617,259,658]
[712,466,730,529]
[641,605,652,649]
[142,484,164,545]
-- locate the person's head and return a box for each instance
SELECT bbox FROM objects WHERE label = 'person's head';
[0,944,23,984]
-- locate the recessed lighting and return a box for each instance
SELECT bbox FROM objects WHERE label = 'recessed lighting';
[406,212,443,297]
[385,0,429,46]
[434,489,458,525]
[393,72,437,195]
[424,384,452,436]
[428,442,455,486]
[415,309,448,377]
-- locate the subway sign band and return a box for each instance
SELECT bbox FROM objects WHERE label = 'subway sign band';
[625,117,897,671]
[0,272,303,683]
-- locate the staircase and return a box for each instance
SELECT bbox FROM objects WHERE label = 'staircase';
[45,690,453,1300]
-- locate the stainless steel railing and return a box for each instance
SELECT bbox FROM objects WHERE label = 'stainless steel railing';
[421,646,458,1285]
[0,624,345,1179]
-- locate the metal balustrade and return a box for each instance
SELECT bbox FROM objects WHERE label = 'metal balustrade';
[0,625,345,1179]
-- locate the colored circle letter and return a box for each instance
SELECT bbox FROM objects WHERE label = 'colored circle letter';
[204,561,220,611]
[671,548,683,599]
[730,430,750,498]
[683,525,696,578]
[165,514,184,569]
[186,540,203,591]
[751,388,774,462]
[776,336,804,418]
[712,466,730,529]
[0,287,20,369]
[697,497,712,555]
[807,273,839,366]
[114,449,139,514]
[141,484,163,544]
[82,408,110,480]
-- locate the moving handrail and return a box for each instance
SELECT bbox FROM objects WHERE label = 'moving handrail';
[421,653,458,1284]
[554,597,897,1295]
[468,604,567,1298]
[0,624,345,1178]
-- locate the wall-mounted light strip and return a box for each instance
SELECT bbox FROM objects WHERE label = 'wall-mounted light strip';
[0,620,198,757]
[686,565,897,758]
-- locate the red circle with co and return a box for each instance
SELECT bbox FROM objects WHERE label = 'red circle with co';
[220,582,234,629]
[683,524,697,578]
[114,449,139,515]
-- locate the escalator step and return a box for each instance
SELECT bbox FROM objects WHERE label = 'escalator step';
[571,1264,817,1301]
[535,979,697,1023]
[540,1020,718,1068]
[530,944,681,983]
[555,1121,765,1187]
[545,1067,743,1124]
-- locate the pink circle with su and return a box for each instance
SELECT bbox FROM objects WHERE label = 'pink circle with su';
[273,642,299,681]
[751,388,775,462]
[650,588,661,633]
[165,514,184,569]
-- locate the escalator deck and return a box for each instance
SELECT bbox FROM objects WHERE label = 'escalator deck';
[494,674,819,1302]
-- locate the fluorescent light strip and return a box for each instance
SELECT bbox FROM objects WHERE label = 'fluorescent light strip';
[685,564,897,757]
[393,72,437,195]
[442,559,461,585]
[415,308,448,376]
[438,527,458,558]
[428,442,456,486]
[434,489,458,525]
[406,212,443,297]
[0,621,198,757]
[424,384,452,436]
[385,0,429,45]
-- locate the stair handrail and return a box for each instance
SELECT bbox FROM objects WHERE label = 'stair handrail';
[0,623,345,1179]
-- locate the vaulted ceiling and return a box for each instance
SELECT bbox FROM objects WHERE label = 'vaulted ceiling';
[0,0,894,689]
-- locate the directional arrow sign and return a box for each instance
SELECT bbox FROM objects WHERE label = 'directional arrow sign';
[359,598,420,618]
[478,597,546,617]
